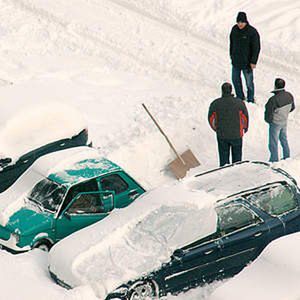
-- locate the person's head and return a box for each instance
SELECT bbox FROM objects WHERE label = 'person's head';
[236,12,248,29]
[221,82,233,96]
[274,78,285,90]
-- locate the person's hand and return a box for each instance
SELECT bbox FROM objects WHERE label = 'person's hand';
[250,63,256,69]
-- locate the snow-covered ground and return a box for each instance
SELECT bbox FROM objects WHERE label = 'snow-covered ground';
[209,232,300,300]
[0,0,299,299]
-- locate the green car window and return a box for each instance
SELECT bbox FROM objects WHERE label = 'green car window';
[60,179,99,213]
[27,178,67,213]
[216,204,259,235]
[67,192,104,214]
[100,174,128,194]
[247,184,297,216]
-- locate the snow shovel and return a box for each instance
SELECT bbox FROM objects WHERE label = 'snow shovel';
[142,103,200,179]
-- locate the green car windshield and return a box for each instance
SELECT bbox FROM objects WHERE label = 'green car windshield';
[27,178,67,213]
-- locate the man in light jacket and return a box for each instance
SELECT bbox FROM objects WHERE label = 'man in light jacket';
[265,78,295,162]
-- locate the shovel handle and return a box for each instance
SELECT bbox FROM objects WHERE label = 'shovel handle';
[142,103,186,165]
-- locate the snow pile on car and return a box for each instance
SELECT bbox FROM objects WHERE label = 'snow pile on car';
[186,162,294,199]
[49,181,218,299]
[0,102,87,161]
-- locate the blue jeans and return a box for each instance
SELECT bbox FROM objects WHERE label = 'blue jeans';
[269,123,290,162]
[232,66,255,102]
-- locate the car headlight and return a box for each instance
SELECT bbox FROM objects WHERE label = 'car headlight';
[110,286,129,297]
[11,233,20,244]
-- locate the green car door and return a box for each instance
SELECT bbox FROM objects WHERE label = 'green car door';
[98,171,144,208]
[55,179,114,241]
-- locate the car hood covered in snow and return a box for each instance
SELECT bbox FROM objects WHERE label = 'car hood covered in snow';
[49,179,218,299]
[6,208,53,235]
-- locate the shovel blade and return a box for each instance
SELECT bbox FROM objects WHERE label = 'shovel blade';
[168,149,200,179]
[180,149,200,169]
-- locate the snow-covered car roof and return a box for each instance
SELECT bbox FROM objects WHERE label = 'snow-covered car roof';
[0,146,118,226]
[48,157,121,187]
[0,103,87,162]
[49,161,295,299]
[187,161,295,199]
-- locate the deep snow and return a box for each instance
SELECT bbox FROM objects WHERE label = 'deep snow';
[210,232,300,300]
[0,0,299,299]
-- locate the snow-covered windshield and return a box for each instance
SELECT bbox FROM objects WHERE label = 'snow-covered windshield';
[27,178,67,213]
[126,205,208,254]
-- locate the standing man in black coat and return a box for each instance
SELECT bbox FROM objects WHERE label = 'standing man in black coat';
[230,12,260,103]
[208,82,249,167]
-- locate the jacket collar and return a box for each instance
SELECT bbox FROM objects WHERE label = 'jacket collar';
[222,93,234,97]
[271,88,285,94]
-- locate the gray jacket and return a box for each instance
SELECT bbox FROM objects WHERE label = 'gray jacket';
[264,89,295,126]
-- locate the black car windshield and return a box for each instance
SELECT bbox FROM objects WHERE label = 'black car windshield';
[27,178,67,213]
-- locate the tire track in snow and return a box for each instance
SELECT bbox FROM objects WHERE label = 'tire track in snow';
[100,0,300,110]
[4,0,299,88]
[7,0,228,86]
[6,0,159,75]
[106,0,300,76]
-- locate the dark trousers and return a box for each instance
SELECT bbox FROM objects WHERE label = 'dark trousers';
[217,137,243,167]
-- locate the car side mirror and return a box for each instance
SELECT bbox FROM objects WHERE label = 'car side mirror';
[172,249,185,261]
[102,192,115,212]
[0,157,12,167]
[64,211,71,220]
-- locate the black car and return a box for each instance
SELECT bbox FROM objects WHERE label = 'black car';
[49,161,300,300]
[0,128,89,193]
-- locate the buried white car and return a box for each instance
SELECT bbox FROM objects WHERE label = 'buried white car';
[48,161,300,299]
[0,103,89,193]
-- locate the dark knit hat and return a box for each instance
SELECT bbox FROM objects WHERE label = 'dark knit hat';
[237,12,248,23]
[222,82,232,96]
[275,78,285,89]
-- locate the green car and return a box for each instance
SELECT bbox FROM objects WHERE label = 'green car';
[0,147,145,253]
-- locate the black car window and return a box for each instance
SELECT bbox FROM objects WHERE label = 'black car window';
[100,174,128,194]
[216,204,259,235]
[247,185,297,216]
[67,192,104,214]
[27,178,67,213]
[61,179,99,213]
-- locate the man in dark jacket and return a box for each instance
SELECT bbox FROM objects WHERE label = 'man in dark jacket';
[208,82,249,167]
[230,12,260,103]
[265,78,295,162]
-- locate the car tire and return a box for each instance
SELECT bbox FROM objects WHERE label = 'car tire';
[32,240,52,252]
[128,280,158,300]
